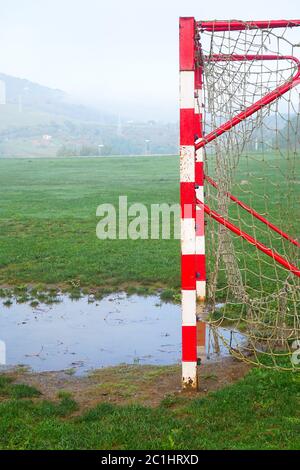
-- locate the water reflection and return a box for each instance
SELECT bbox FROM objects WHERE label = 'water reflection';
[0,293,246,375]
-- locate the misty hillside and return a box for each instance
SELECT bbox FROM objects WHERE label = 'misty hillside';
[0,73,178,157]
[0,73,113,124]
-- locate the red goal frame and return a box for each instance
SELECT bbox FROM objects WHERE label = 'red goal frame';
[179,17,300,389]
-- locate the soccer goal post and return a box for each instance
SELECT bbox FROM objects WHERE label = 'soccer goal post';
[179,18,300,389]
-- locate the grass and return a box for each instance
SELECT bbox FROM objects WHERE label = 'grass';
[0,154,298,296]
[0,376,41,399]
[0,156,179,290]
[0,366,299,449]
[206,151,300,299]
[0,155,299,449]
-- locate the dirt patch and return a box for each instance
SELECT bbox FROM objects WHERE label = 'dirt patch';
[6,358,251,411]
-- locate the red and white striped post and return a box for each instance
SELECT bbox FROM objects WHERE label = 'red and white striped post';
[178,18,300,387]
[194,35,206,362]
[179,17,198,389]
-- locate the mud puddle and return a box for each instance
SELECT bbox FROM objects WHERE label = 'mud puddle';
[0,293,246,375]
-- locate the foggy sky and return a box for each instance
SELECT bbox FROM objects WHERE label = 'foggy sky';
[0,0,299,120]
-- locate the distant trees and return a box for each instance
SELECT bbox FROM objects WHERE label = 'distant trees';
[56,144,112,157]
[56,145,76,157]
[0,106,179,157]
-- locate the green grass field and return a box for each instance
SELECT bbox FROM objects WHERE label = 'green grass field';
[0,155,299,450]
[0,366,299,450]
[0,154,298,294]
[0,156,180,290]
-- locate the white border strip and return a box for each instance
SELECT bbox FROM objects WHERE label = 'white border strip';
[180,71,195,109]
[182,290,197,325]
[182,361,197,388]
[196,280,206,300]
[180,146,195,182]
[181,218,196,255]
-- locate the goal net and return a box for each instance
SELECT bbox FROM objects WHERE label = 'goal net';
[196,20,300,370]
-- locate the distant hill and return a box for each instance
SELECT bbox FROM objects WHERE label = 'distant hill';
[0,73,114,124]
[0,73,179,157]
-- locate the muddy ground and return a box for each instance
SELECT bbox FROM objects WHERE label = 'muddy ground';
[5,358,251,411]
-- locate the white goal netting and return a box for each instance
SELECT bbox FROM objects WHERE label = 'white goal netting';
[196,22,300,370]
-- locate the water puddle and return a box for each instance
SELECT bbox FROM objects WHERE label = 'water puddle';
[0,293,246,375]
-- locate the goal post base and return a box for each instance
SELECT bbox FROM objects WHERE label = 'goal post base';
[182,362,198,390]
